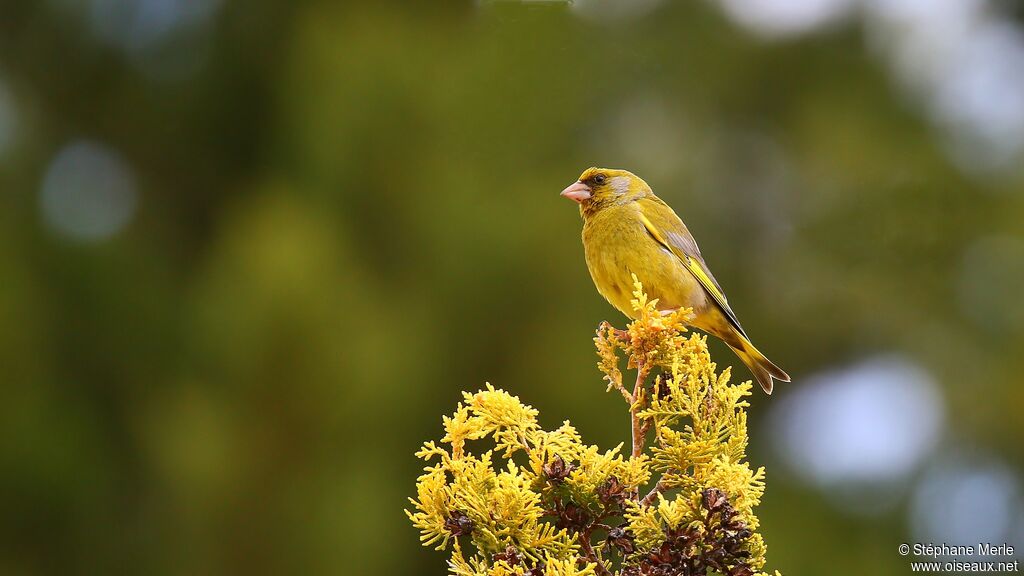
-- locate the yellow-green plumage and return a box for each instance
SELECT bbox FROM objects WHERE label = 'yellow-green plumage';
[562,167,789,394]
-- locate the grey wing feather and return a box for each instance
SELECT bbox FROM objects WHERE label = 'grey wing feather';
[663,223,748,340]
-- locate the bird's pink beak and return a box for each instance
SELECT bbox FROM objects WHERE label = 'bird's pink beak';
[560,181,592,204]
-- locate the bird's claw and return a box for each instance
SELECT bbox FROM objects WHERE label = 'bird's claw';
[597,321,630,341]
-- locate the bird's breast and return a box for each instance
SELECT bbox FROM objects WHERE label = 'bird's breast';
[582,206,706,318]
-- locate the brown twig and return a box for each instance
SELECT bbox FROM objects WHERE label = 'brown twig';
[640,478,669,507]
[578,528,612,576]
[630,359,650,460]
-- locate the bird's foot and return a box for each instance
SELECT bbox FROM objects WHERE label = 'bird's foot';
[597,320,630,342]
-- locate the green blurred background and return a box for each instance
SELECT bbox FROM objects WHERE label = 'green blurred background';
[2,0,1023,574]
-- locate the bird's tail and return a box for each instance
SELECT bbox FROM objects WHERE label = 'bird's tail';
[727,335,789,395]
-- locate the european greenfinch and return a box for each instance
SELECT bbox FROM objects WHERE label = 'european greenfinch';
[561,167,789,394]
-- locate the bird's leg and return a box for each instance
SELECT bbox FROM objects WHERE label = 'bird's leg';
[598,317,630,340]
[659,307,696,323]
[598,319,630,342]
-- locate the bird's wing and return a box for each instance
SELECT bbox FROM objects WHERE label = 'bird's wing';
[636,197,748,339]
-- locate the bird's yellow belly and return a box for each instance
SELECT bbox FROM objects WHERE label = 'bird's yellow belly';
[582,212,707,319]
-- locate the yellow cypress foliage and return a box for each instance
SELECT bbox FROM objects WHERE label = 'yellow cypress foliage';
[407,279,781,576]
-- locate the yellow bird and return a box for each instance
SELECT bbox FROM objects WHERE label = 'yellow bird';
[561,167,789,394]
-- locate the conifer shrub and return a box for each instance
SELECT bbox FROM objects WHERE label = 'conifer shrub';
[407,278,781,576]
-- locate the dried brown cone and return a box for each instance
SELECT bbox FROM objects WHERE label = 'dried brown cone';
[620,488,755,576]
[444,510,474,537]
[543,454,577,485]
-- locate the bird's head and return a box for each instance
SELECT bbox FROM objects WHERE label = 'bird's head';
[560,167,651,215]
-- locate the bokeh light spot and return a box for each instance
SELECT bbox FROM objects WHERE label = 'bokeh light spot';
[719,0,856,37]
[569,0,667,22]
[863,0,1024,174]
[43,0,223,81]
[911,455,1022,549]
[935,21,1024,172]
[40,140,138,242]
[768,355,944,514]
[88,0,221,51]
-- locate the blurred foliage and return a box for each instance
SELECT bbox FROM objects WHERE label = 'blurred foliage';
[1,1,1022,575]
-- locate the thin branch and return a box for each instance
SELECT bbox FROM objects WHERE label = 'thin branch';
[630,360,650,460]
[640,478,669,507]
[639,419,652,441]
[578,528,612,576]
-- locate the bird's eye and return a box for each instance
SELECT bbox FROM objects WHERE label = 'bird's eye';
[593,174,606,185]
